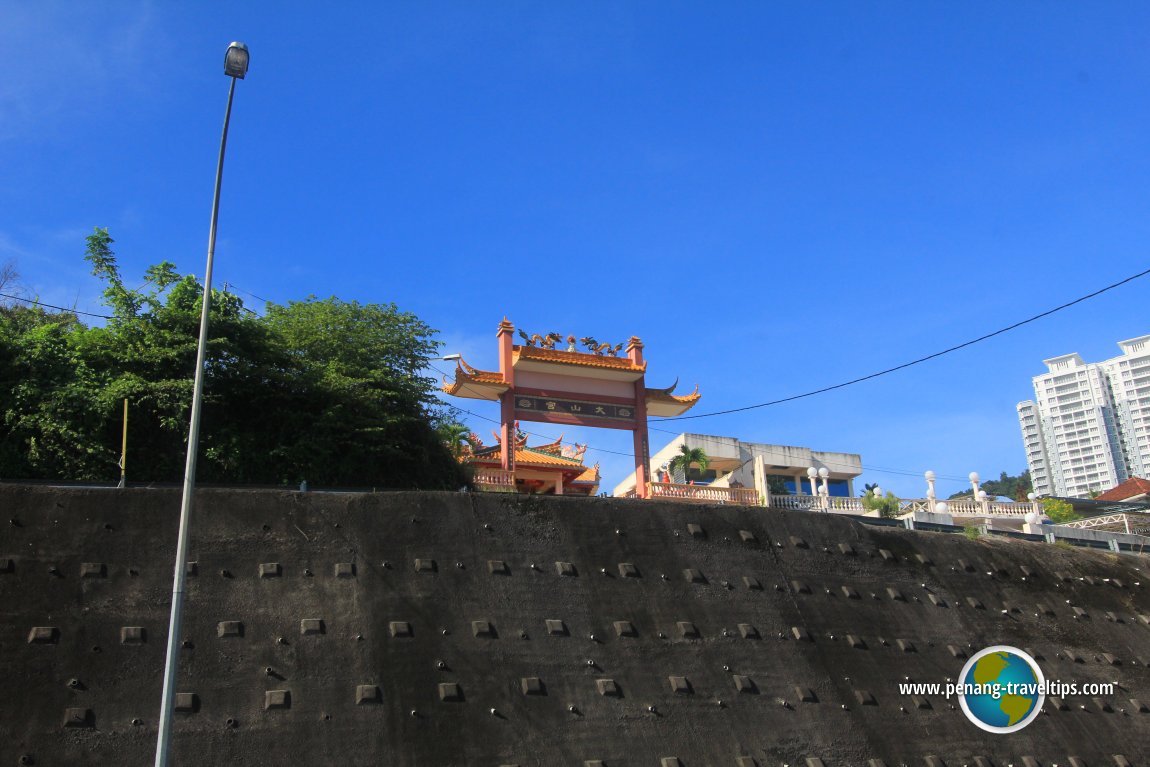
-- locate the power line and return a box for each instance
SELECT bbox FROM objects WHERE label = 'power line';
[427,364,636,458]
[436,369,977,476]
[224,283,270,304]
[450,405,636,458]
[433,265,1150,475]
[648,425,972,479]
[1,290,977,484]
[653,265,1150,422]
[0,292,112,319]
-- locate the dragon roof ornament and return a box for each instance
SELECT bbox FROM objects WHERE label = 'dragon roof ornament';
[517,329,628,356]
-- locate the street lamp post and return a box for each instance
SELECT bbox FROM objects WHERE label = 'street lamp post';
[154,42,249,767]
[924,470,936,513]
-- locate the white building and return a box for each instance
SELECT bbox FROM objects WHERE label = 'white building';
[1017,335,1150,498]
[612,432,862,498]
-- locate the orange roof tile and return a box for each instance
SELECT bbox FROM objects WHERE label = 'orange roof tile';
[645,386,701,406]
[441,358,507,398]
[466,445,587,470]
[530,435,566,456]
[1097,476,1150,501]
[644,382,701,416]
[513,345,645,372]
[571,464,600,484]
[513,448,587,469]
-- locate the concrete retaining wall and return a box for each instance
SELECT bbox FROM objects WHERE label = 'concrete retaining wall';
[2,485,1149,765]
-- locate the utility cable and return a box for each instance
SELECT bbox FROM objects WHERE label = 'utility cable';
[0,292,113,319]
[449,405,636,458]
[646,424,969,480]
[223,283,270,305]
[428,365,636,458]
[432,365,970,473]
[653,265,1150,422]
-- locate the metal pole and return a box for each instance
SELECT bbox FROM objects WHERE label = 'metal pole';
[118,398,128,488]
[154,75,238,767]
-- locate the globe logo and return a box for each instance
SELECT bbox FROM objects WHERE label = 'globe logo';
[957,646,1045,733]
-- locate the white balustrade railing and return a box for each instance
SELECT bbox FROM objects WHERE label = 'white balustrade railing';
[944,499,982,516]
[984,501,1030,517]
[647,482,760,505]
[771,494,823,511]
[776,494,1037,518]
[614,483,1042,519]
[473,468,515,491]
[826,496,866,514]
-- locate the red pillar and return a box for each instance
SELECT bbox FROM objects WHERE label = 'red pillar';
[626,336,650,499]
[497,319,516,473]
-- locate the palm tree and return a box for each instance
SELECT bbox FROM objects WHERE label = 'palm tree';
[668,444,709,483]
[437,422,475,459]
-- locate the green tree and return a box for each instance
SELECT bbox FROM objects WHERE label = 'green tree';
[257,295,466,488]
[0,230,469,490]
[0,305,105,479]
[860,482,878,497]
[948,470,1032,500]
[0,258,21,303]
[437,421,477,459]
[862,489,901,519]
[668,444,708,482]
[766,475,790,496]
[1041,497,1082,524]
[84,228,142,319]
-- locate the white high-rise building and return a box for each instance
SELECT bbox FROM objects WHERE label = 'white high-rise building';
[1018,335,1150,498]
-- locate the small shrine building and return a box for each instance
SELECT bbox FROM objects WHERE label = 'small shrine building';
[443,319,700,497]
[459,428,601,496]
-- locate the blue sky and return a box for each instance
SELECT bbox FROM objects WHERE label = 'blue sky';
[3,2,1150,497]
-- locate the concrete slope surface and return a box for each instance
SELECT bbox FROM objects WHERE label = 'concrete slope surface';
[1,485,1148,766]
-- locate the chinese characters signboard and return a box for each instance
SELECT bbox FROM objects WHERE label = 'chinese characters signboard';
[515,395,634,422]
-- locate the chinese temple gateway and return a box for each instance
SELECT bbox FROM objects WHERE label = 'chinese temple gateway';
[443,319,700,497]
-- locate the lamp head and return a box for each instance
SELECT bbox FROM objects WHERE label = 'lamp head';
[818,467,829,479]
[924,470,935,481]
[807,467,817,479]
[225,42,250,79]
[968,471,980,483]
